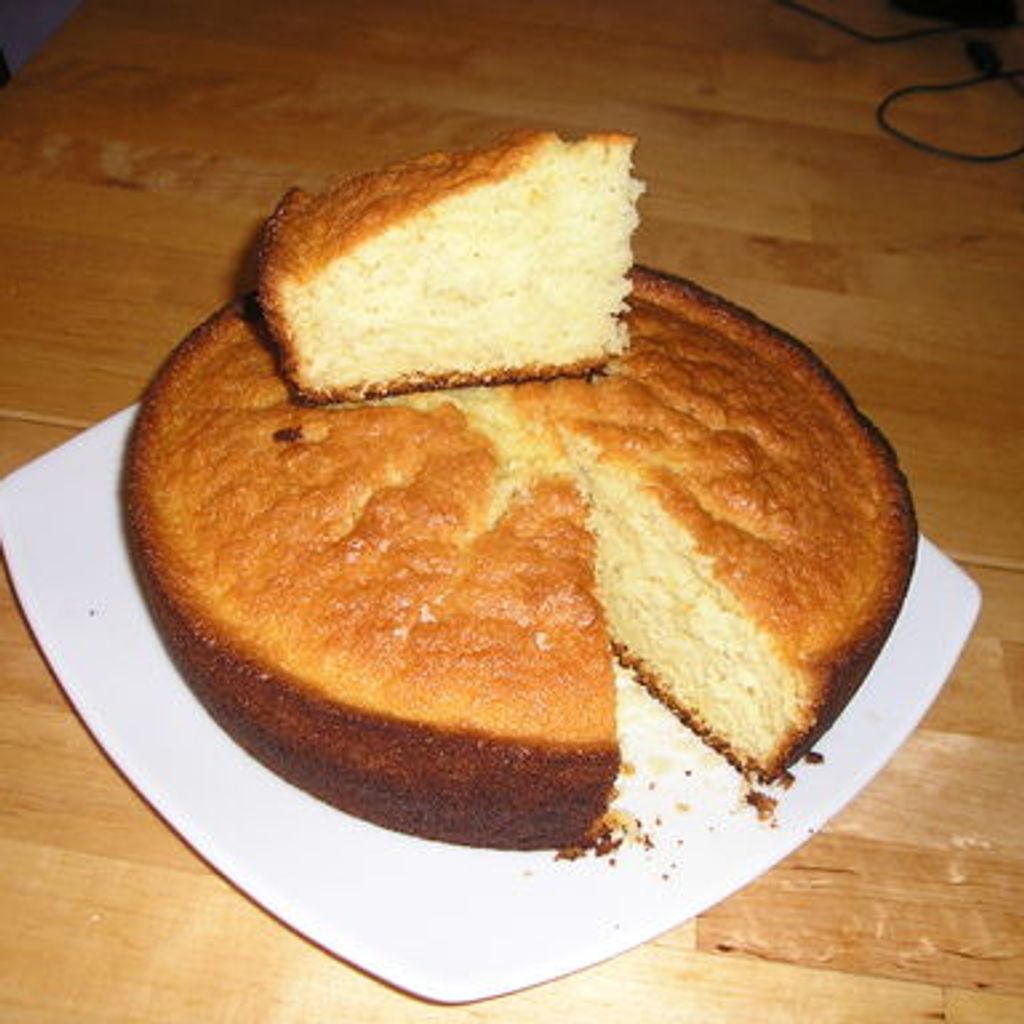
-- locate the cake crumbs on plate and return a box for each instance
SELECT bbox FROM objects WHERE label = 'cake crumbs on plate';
[745,789,778,825]
[555,808,654,861]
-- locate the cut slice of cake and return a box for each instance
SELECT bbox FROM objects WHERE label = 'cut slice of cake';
[258,131,644,403]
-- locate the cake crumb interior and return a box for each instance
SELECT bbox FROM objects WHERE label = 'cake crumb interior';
[568,449,813,775]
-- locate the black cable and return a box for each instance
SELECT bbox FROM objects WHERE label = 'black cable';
[876,68,1024,161]
[773,0,1001,43]
[773,1,1024,162]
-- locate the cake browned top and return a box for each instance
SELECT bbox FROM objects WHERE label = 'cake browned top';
[126,299,618,752]
[127,267,916,795]
[516,270,916,675]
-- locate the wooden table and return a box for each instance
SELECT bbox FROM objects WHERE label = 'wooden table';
[2,1,1021,1019]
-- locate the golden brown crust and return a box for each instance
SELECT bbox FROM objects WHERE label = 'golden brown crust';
[519,265,916,662]
[128,530,617,849]
[631,266,917,672]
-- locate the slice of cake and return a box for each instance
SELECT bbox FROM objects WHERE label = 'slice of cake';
[257,131,644,403]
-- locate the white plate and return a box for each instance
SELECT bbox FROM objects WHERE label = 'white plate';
[0,408,981,1003]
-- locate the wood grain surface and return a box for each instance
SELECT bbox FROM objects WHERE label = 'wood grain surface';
[1,1,1021,1020]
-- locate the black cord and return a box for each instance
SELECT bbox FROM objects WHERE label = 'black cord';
[773,0,990,43]
[774,1,1024,161]
[876,68,1024,161]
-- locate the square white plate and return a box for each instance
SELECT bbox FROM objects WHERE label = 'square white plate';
[0,408,981,1003]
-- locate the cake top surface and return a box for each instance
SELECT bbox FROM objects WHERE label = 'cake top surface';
[128,269,914,755]
[513,271,915,668]
[127,299,617,750]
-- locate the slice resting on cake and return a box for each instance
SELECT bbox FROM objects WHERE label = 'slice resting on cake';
[258,131,644,403]
[125,267,916,850]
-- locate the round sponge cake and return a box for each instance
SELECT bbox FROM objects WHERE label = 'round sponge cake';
[125,267,916,850]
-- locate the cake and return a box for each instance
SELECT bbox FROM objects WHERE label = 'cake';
[125,266,916,851]
[258,131,643,403]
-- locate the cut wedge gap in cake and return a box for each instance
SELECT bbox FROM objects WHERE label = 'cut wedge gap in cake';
[567,448,817,782]
[258,131,645,403]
